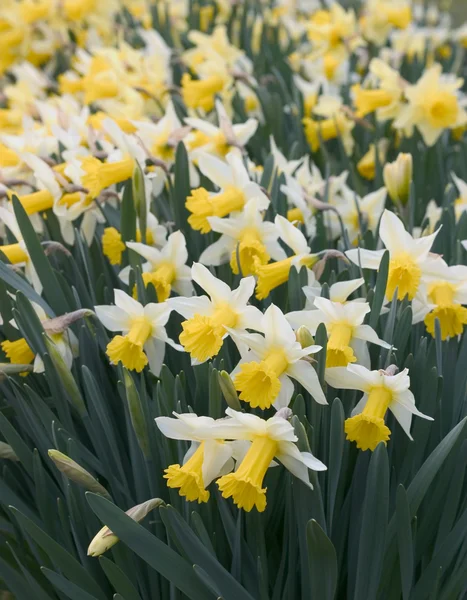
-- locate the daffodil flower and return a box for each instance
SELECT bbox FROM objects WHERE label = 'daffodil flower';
[185,99,257,161]
[155,412,235,503]
[216,408,327,512]
[169,263,262,364]
[326,364,433,451]
[346,209,440,301]
[287,297,391,369]
[95,290,181,375]
[199,196,286,275]
[412,258,467,340]
[255,215,318,300]
[186,149,267,234]
[228,304,327,409]
[119,231,193,302]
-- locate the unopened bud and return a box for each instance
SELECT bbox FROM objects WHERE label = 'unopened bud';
[296,326,315,349]
[48,450,111,499]
[218,371,242,411]
[383,153,412,206]
[87,498,164,556]
[132,161,147,243]
[0,441,18,461]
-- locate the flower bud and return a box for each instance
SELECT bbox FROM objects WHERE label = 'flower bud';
[48,450,111,499]
[0,441,18,461]
[296,326,315,349]
[132,161,147,242]
[218,370,242,411]
[383,153,412,206]
[87,498,164,557]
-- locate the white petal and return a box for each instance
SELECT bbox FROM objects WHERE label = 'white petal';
[231,276,256,307]
[126,242,162,266]
[287,360,327,405]
[191,263,231,303]
[272,374,295,409]
[199,236,233,266]
[329,277,364,302]
[197,153,233,189]
[95,305,130,332]
[114,289,144,316]
[168,295,212,319]
[144,338,165,377]
[345,248,385,270]
[274,214,309,255]
[379,209,415,254]
[263,304,297,347]
[202,440,234,486]
[353,324,391,348]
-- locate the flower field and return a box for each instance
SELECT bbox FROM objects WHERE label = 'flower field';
[0,1,467,599]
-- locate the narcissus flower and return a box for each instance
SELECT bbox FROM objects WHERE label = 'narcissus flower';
[255,215,319,300]
[287,297,390,369]
[346,209,440,301]
[170,263,262,364]
[326,364,433,451]
[119,231,193,302]
[155,412,235,503]
[413,259,467,340]
[394,64,467,146]
[186,150,266,233]
[383,153,413,206]
[199,196,286,275]
[216,408,326,512]
[95,290,181,375]
[229,304,326,409]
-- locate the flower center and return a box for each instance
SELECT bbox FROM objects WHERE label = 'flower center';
[234,347,289,409]
[424,282,467,340]
[354,88,394,118]
[106,317,152,372]
[81,155,135,199]
[0,143,19,167]
[0,243,28,264]
[164,442,210,503]
[151,129,175,163]
[344,386,393,451]
[217,436,278,512]
[230,227,270,276]
[181,73,225,112]
[16,189,55,215]
[255,255,317,300]
[212,132,232,157]
[179,302,238,362]
[326,322,356,368]
[424,92,459,129]
[303,113,348,152]
[386,252,421,300]
[102,227,125,266]
[142,262,176,302]
[186,186,246,233]
[1,338,35,365]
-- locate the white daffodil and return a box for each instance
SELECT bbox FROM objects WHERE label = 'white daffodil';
[228,304,326,410]
[95,289,181,375]
[199,196,286,275]
[287,297,390,369]
[119,230,193,302]
[169,262,262,364]
[185,99,257,161]
[186,149,268,233]
[0,207,41,292]
[451,173,467,222]
[412,258,467,340]
[346,209,440,301]
[155,412,235,504]
[255,215,318,300]
[326,186,387,243]
[302,273,365,308]
[326,364,433,451]
[216,408,326,512]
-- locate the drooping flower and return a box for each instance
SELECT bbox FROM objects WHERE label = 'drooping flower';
[326,364,433,451]
[155,412,235,503]
[95,290,181,375]
[229,304,327,410]
[169,263,262,364]
[216,408,326,512]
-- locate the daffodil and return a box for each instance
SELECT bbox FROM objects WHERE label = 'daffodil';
[383,153,413,206]
[326,364,433,451]
[199,197,286,275]
[216,408,327,512]
[394,64,467,146]
[255,215,319,300]
[155,412,235,503]
[303,95,355,155]
[95,290,181,375]
[287,297,390,369]
[451,173,467,222]
[346,209,440,301]
[169,263,262,364]
[357,140,388,181]
[229,304,326,409]
[186,150,266,233]
[185,100,257,161]
[119,231,193,302]
[412,258,467,340]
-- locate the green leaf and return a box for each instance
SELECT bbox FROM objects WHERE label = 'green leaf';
[369,250,389,330]
[0,260,53,315]
[41,568,100,600]
[306,519,337,600]
[85,493,211,600]
[123,370,150,458]
[12,196,69,315]
[395,485,413,600]
[354,444,389,600]
[99,556,142,600]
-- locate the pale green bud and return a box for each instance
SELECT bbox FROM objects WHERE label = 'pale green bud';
[383,153,413,206]
[218,370,242,411]
[48,450,111,500]
[296,326,315,349]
